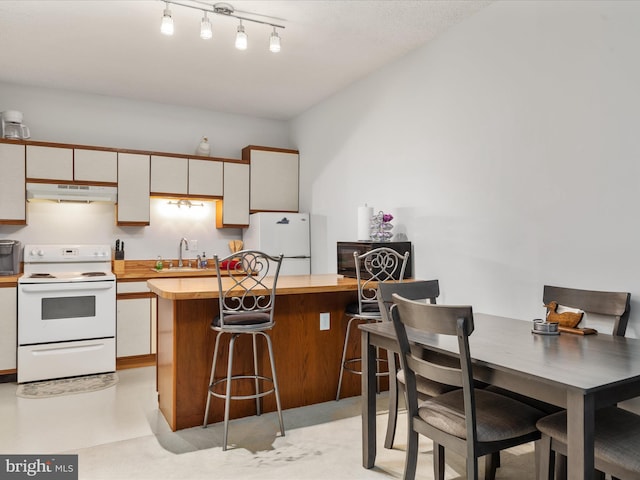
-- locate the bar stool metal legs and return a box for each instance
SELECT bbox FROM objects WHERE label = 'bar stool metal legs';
[336,315,387,401]
[203,330,285,451]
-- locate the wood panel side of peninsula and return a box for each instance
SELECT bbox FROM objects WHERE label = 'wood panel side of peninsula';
[147,274,371,431]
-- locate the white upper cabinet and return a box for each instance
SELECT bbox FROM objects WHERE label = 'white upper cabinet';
[74,149,118,183]
[151,155,223,197]
[0,143,26,223]
[217,162,249,227]
[244,146,299,212]
[26,145,117,184]
[150,155,188,195]
[117,152,150,225]
[26,145,73,181]
[188,159,223,197]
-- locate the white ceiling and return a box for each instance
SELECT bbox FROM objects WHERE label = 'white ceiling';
[0,0,491,120]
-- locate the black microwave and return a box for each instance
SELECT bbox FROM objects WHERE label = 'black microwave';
[337,241,412,280]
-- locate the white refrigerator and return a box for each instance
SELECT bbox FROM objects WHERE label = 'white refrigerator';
[242,212,311,275]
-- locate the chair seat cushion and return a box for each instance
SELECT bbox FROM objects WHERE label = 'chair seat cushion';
[346,302,380,316]
[536,406,640,473]
[418,389,544,443]
[397,369,458,397]
[213,312,271,327]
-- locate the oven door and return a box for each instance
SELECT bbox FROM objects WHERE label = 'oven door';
[18,280,116,345]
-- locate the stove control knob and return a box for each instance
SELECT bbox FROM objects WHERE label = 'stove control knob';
[30,249,44,257]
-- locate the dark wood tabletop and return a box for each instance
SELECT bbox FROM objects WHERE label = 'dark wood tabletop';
[360,313,640,480]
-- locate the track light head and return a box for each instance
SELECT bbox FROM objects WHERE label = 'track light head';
[200,12,212,39]
[161,3,174,36]
[269,27,281,53]
[235,21,248,50]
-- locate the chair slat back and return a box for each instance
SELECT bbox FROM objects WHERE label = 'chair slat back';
[214,250,283,327]
[543,285,631,336]
[355,247,409,313]
[390,296,475,402]
[377,280,440,322]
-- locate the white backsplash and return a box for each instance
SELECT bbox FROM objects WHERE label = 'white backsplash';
[0,198,241,262]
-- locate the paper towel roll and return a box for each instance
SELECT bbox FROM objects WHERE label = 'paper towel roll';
[358,206,373,240]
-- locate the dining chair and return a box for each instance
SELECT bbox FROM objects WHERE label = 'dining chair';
[391,295,545,480]
[335,246,409,401]
[376,279,459,450]
[536,406,640,480]
[535,285,633,480]
[202,250,285,451]
[542,285,631,336]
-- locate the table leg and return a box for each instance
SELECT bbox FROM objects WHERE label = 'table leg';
[362,330,377,468]
[566,391,595,480]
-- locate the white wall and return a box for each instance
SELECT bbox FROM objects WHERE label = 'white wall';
[292,1,640,336]
[0,82,291,260]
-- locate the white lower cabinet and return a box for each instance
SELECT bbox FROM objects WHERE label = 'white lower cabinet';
[0,143,26,223]
[116,282,155,358]
[0,286,17,371]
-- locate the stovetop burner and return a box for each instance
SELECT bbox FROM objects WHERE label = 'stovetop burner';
[29,273,55,278]
[82,272,107,277]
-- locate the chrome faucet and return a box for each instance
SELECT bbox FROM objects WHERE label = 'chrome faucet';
[178,237,189,267]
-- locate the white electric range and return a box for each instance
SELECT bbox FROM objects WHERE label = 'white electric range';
[17,244,116,383]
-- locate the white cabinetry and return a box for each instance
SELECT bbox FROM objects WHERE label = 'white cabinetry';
[26,145,117,184]
[217,162,250,227]
[26,145,73,181]
[0,286,17,371]
[0,143,26,223]
[150,155,188,195]
[116,282,156,358]
[151,155,223,197]
[188,159,223,197]
[74,149,118,183]
[117,153,150,225]
[244,146,299,212]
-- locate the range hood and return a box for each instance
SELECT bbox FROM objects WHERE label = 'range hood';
[26,183,118,203]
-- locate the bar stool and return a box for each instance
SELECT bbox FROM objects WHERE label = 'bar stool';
[335,247,409,400]
[202,250,285,451]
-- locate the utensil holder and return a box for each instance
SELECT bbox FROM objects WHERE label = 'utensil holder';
[113,260,125,274]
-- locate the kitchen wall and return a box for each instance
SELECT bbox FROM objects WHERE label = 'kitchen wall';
[291,1,640,338]
[0,81,292,260]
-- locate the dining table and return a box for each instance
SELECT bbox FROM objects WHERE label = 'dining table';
[360,313,640,480]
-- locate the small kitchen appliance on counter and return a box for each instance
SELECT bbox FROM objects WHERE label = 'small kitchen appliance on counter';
[0,240,21,275]
[1,110,31,139]
[17,244,116,383]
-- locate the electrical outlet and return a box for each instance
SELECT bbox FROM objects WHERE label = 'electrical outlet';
[320,312,330,331]
[190,239,198,251]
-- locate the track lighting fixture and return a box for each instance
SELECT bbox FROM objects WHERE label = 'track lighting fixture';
[158,1,284,53]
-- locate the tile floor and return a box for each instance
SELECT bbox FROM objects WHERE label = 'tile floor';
[0,367,536,479]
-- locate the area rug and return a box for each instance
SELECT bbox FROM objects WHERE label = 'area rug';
[16,372,119,399]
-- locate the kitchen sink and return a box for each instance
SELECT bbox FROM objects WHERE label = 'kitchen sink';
[151,267,211,273]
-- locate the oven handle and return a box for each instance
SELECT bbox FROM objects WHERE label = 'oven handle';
[33,343,107,356]
[20,283,115,293]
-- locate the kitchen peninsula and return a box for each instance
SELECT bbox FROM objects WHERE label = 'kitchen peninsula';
[147,274,363,431]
